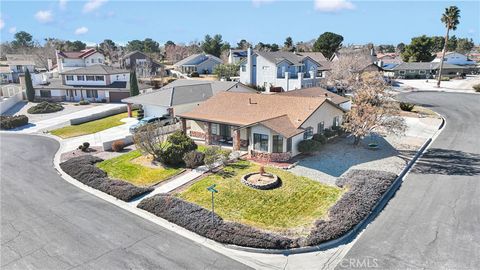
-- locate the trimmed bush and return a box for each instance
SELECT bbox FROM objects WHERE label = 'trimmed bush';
[312,133,327,145]
[297,139,322,153]
[190,72,200,77]
[399,102,415,112]
[27,101,64,114]
[78,142,90,152]
[138,194,298,249]
[60,155,153,201]
[305,170,397,246]
[473,84,480,92]
[111,140,125,152]
[0,115,29,130]
[160,131,197,166]
[323,128,336,138]
[79,100,90,105]
[183,150,205,168]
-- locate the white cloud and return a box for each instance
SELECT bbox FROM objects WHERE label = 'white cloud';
[252,0,274,7]
[34,10,53,23]
[0,18,4,30]
[9,26,16,34]
[83,0,108,13]
[59,0,67,10]
[75,26,88,35]
[314,0,355,12]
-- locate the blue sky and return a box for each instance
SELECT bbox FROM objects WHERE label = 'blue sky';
[1,0,479,46]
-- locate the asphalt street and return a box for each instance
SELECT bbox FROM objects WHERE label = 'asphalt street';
[0,134,251,270]
[337,92,480,269]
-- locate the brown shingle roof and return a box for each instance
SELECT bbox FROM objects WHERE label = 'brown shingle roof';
[277,87,350,105]
[257,115,304,138]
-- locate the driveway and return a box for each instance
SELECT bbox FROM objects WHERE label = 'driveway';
[0,134,250,270]
[337,92,480,269]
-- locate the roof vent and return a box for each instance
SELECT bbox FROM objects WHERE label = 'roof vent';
[249,98,257,105]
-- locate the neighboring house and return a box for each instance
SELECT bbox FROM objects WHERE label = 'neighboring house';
[56,49,105,73]
[432,52,476,66]
[331,46,377,63]
[228,49,248,64]
[296,52,331,71]
[178,92,345,162]
[277,87,352,111]
[120,50,164,78]
[391,62,466,79]
[239,48,327,92]
[5,54,36,83]
[122,79,255,118]
[0,66,13,84]
[33,64,148,102]
[376,53,403,70]
[173,53,223,74]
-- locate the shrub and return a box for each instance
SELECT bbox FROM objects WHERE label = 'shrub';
[473,84,480,92]
[323,128,336,138]
[137,194,298,249]
[399,102,415,112]
[440,76,450,81]
[297,139,322,153]
[111,140,125,152]
[305,170,397,246]
[183,151,205,168]
[27,101,64,114]
[0,115,29,130]
[60,155,153,201]
[190,72,200,77]
[331,125,345,136]
[204,146,230,170]
[312,133,327,144]
[78,142,90,152]
[160,131,197,166]
[137,107,144,120]
[79,100,90,105]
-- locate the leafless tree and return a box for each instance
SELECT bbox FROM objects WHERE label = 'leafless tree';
[133,123,169,161]
[327,51,373,93]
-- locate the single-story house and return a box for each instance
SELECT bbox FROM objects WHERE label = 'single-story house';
[391,62,466,79]
[432,52,476,66]
[178,91,345,162]
[122,79,255,118]
[173,53,223,75]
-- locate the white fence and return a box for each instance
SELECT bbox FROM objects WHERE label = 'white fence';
[0,90,24,115]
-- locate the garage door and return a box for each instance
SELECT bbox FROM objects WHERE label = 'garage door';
[109,91,130,103]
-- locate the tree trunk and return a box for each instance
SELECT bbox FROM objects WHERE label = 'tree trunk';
[437,28,450,88]
[353,135,361,145]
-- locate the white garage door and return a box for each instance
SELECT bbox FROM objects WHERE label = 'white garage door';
[143,105,168,117]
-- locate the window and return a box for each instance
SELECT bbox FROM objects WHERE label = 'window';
[98,58,103,63]
[211,123,218,135]
[91,59,96,63]
[333,116,340,127]
[399,70,405,75]
[219,124,231,137]
[262,66,269,70]
[408,70,416,73]
[317,122,324,134]
[419,70,426,74]
[86,90,98,98]
[66,75,74,81]
[241,65,246,72]
[40,90,51,98]
[77,75,85,81]
[287,138,292,152]
[303,127,313,139]
[253,133,269,152]
[272,135,283,153]
[86,75,95,81]
[95,76,104,81]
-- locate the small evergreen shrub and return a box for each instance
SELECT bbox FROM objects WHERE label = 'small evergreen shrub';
[473,84,480,92]
[323,128,336,138]
[190,72,200,77]
[160,131,197,165]
[78,142,90,152]
[312,133,327,144]
[399,102,415,111]
[331,125,345,136]
[0,115,29,130]
[183,151,205,168]
[27,101,64,114]
[298,139,322,153]
[111,140,125,152]
[79,100,90,105]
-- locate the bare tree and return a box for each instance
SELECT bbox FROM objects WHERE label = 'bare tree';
[342,72,406,145]
[133,123,169,161]
[327,51,373,93]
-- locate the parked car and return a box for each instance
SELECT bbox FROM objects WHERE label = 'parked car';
[129,115,175,133]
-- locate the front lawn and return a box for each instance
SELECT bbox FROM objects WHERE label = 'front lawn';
[50,111,137,138]
[96,150,182,187]
[177,160,344,232]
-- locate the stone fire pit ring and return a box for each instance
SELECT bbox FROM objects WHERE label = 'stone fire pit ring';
[241,172,280,190]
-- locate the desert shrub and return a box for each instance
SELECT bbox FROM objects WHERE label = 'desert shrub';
[160,131,197,166]
[440,76,450,81]
[183,151,205,168]
[190,72,200,77]
[60,155,153,201]
[399,102,415,112]
[312,133,327,144]
[78,142,90,152]
[137,194,298,249]
[473,84,480,92]
[323,128,336,138]
[297,139,322,153]
[27,101,64,114]
[111,140,125,152]
[0,115,29,130]
[79,100,90,105]
[305,169,397,246]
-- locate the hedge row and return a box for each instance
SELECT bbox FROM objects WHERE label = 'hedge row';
[0,115,29,130]
[305,169,397,246]
[137,194,298,249]
[60,155,153,202]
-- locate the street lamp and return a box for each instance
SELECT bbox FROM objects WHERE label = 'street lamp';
[207,184,218,225]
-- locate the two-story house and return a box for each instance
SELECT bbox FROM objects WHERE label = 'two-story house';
[239,48,326,92]
[119,50,164,78]
[5,54,36,83]
[173,53,223,75]
[33,64,148,102]
[56,49,105,73]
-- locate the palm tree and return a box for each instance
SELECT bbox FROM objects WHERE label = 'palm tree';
[437,6,460,87]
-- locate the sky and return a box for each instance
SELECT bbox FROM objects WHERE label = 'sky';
[0,0,479,47]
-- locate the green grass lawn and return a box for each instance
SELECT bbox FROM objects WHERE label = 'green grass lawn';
[50,111,137,138]
[96,150,182,187]
[177,160,344,232]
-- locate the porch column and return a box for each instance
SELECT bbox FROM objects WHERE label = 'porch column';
[127,103,132,117]
[205,122,212,145]
[181,118,187,134]
[232,129,240,151]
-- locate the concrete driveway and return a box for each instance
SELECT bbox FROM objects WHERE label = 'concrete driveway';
[0,134,251,270]
[337,92,480,269]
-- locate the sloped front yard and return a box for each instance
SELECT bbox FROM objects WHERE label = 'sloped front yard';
[177,160,344,234]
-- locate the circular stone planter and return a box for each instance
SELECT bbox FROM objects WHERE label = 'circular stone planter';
[241,172,280,190]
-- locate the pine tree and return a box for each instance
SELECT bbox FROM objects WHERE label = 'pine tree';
[25,69,35,102]
[129,70,139,96]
